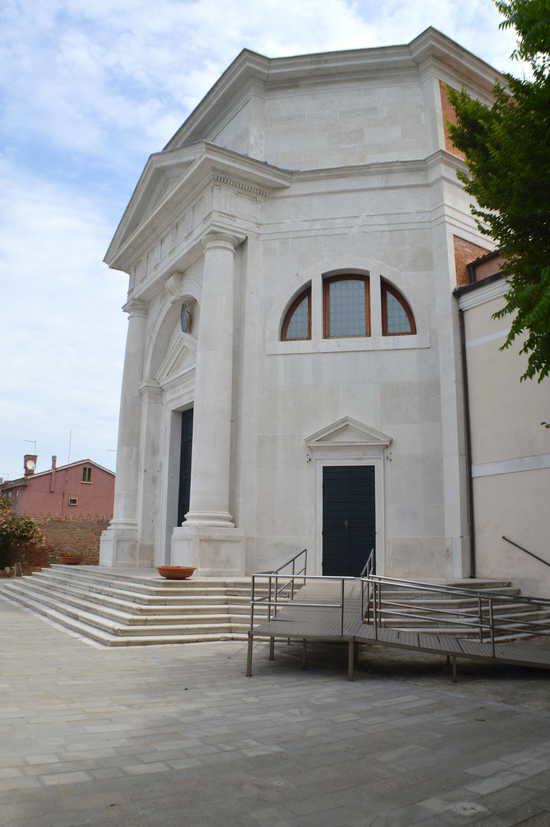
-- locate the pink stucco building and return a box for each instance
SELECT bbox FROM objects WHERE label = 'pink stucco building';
[0,457,114,519]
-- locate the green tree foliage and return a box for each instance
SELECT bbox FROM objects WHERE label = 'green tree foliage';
[447,0,550,381]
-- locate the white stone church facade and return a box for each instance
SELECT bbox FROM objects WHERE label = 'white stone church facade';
[100,28,505,579]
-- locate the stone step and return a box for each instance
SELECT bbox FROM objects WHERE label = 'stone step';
[32,571,263,605]
[23,575,266,617]
[39,568,260,597]
[8,580,257,627]
[0,588,247,647]
[50,565,252,589]
[2,583,251,638]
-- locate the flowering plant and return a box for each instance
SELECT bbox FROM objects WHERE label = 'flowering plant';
[0,498,44,569]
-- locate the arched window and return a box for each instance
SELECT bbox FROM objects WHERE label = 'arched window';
[381,279,416,335]
[323,274,370,338]
[281,285,311,341]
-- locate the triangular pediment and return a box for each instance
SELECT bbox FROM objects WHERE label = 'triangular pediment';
[305,417,392,448]
[112,155,195,254]
[121,167,188,244]
[104,143,290,270]
[156,329,196,388]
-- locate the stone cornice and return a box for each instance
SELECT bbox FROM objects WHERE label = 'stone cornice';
[113,148,465,274]
[212,173,270,200]
[165,28,504,151]
[294,149,466,184]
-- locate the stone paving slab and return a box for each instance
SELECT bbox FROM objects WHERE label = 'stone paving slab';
[1,596,550,826]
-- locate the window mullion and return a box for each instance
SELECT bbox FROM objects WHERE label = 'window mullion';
[370,273,382,337]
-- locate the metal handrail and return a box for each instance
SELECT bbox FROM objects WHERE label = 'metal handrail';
[256,548,308,578]
[250,550,374,635]
[360,574,550,655]
[503,535,550,570]
[360,548,375,577]
[251,549,307,629]
[365,573,550,607]
[360,549,374,619]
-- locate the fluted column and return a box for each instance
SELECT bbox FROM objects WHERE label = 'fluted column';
[185,231,239,527]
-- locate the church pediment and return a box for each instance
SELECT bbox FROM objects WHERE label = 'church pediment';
[305,417,392,449]
[156,329,196,388]
[105,142,290,270]
[120,165,190,245]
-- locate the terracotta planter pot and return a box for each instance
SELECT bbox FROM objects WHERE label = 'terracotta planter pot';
[61,554,82,565]
[157,566,196,580]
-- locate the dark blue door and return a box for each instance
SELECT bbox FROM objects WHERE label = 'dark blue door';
[177,408,193,525]
[322,466,375,576]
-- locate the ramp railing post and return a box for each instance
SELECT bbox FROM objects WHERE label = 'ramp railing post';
[250,574,256,631]
[246,631,254,677]
[340,578,345,636]
[489,598,495,657]
[268,575,272,623]
[374,581,379,640]
[478,595,484,643]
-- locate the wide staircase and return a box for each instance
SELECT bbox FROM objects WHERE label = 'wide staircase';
[0,565,268,646]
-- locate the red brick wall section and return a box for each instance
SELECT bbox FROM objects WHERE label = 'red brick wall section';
[453,235,492,286]
[439,82,466,160]
[32,516,108,564]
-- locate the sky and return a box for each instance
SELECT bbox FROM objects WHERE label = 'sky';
[0,0,523,480]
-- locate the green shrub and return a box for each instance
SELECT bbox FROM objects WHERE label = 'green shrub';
[0,498,44,570]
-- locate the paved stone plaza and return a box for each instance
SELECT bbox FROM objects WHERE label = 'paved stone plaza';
[2,596,550,827]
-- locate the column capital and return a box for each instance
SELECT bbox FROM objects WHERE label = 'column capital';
[139,379,162,398]
[123,298,148,318]
[201,226,246,254]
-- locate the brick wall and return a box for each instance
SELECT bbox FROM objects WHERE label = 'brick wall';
[439,81,466,160]
[453,235,492,286]
[33,516,108,564]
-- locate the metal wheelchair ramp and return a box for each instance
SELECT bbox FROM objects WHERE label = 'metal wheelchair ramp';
[246,551,550,680]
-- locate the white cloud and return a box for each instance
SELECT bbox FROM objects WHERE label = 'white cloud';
[0,158,127,478]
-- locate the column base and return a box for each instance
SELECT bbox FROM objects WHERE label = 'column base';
[184,510,235,528]
[99,521,154,568]
[171,524,245,577]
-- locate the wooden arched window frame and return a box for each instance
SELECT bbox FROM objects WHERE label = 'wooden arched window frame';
[323,274,370,338]
[281,285,312,341]
[381,279,416,336]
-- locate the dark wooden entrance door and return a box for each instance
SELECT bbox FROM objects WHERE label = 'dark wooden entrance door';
[322,465,376,576]
[177,408,193,525]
